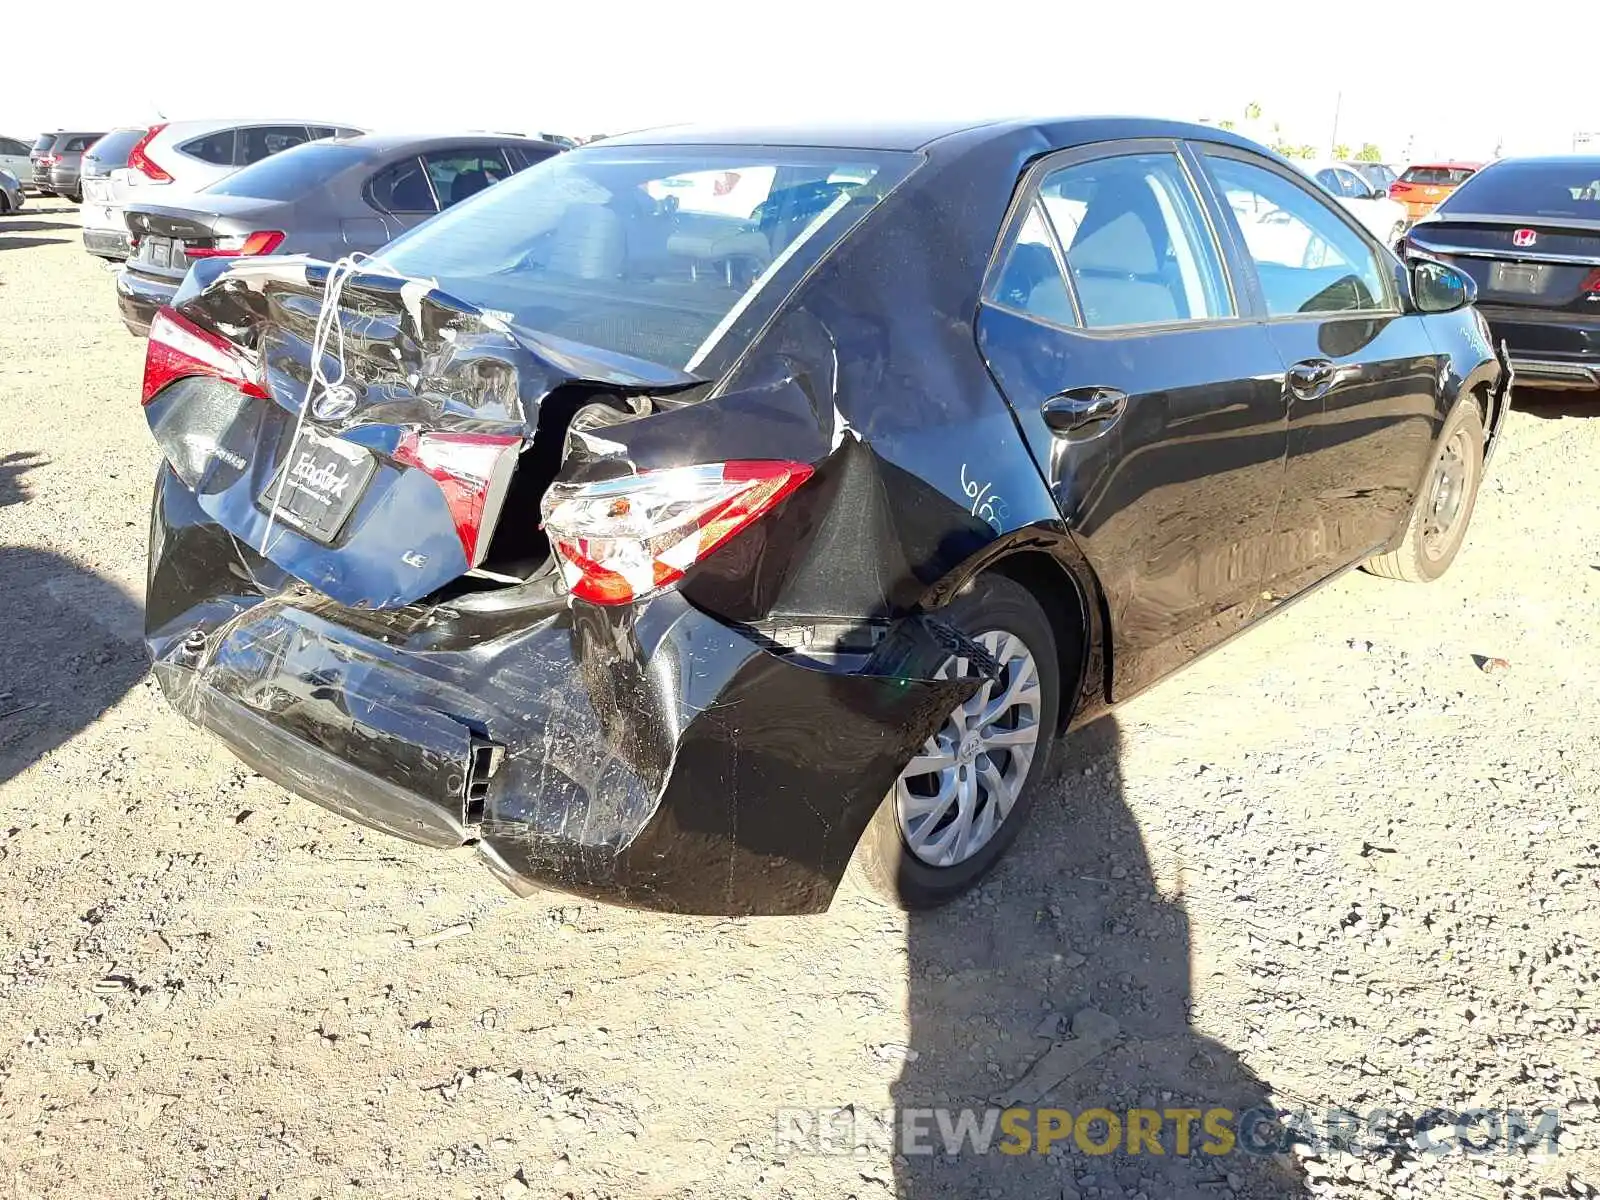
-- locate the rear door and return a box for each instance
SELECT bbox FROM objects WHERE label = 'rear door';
[1197,146,1440,600]
[975,139,1289,700]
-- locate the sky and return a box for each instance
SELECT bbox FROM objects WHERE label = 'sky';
[10,0,1600,164]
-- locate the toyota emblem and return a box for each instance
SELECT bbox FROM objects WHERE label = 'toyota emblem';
[311,383,358,421]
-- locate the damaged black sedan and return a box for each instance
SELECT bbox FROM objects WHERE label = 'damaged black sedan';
[141,117,1507,915]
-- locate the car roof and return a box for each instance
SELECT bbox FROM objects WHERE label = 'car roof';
[319,131,566,154]
[595,115,1265,156]
[1407,161,1483,170]
[1482,155,1600,166]
[154,118,359,136]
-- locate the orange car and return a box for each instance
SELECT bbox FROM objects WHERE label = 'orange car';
[1389,162,1483,221]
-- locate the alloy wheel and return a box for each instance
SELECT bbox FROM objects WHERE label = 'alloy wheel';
[894,629,1044,868]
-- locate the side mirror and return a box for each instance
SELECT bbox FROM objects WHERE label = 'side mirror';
[1410,260,1477,313]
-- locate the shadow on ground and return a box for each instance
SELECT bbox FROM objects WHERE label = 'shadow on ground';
[1514,385,1600,420]
[0,547,147,787]
[0,220,77,236]
[0,236,69,252]
[0,452,47,507]
[893,715,1306,1199]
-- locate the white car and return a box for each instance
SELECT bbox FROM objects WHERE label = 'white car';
[1299,161,1409,246]
[81,167,139,259]
[0,136,31,186]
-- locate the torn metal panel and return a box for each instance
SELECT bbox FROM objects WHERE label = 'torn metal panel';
[148,462,975,913]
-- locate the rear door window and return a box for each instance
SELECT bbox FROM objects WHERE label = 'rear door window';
[367,156,438,214]
[239,125,312,165]
[423,149,512,208]
[998,151,1234,330]
[0,138,28,156]
[1206,154,1390,317]
[180,129,238,165]
[63,135,99,153]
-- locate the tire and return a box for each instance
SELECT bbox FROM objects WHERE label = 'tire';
[852,573,1062,909]
[1365,399,1485,582]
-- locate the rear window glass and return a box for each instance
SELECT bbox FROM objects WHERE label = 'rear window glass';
[374,147,916,371]
[84,129,143,165]
[206,142,368,200]
[32,135,56,153]
[1401,166,1476,186]
[1438,160,1600,218]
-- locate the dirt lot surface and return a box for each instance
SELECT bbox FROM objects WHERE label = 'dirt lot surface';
[3,205,1600,1200]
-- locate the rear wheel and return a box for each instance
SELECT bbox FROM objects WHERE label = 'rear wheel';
[1365,399,1485,582]
[853,574,1062,909]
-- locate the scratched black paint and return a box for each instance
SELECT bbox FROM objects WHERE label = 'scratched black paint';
[144,117,1506,913]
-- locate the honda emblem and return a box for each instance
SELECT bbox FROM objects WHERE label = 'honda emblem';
[1512,228,1538,248]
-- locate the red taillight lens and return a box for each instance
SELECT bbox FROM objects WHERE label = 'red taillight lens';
[127,123,171,182]
[39,154,57,167]
[1580,269,1600,295]
[142,307,266,405]
[540,461,813,605]
[394,432,522,567]
[184,230,286,259]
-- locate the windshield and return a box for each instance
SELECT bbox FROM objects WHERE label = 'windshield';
[374,145,917,371]
[1401,165,1476,186]
[206,142,368,201]
[1439,160,1600,218]
[84,128,144,166]
[31,135,55,153]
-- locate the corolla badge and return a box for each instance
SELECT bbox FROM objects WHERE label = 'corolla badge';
[311,383,358,421]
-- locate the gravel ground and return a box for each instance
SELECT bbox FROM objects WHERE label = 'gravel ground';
[2,205,1600,1200]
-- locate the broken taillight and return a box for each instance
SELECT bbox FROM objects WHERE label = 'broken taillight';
[540,461,814,605]
[394,432,522,568]
[127,123,171,182]
[184,230,286,259]
[142,307,266,405]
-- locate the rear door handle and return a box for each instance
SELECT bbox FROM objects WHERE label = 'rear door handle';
[1285,358,1336,401]
[1041,387,1128,438]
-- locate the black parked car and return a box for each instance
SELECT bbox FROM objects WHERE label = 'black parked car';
[1403,156,1600,390]
[139,117,1507,915]
[116,132,564,336]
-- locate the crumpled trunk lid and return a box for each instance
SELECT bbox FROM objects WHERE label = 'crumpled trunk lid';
[144,257,701,608]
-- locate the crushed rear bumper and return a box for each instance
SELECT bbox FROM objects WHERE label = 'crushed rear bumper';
[147,467,973,915]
